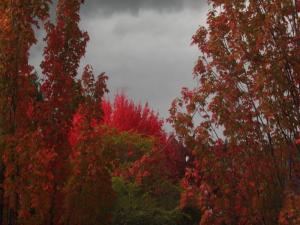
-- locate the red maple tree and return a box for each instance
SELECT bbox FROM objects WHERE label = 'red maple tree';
[0,1,51,224]
[170,0,300,224]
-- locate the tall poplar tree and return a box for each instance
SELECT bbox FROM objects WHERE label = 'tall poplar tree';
[0,1,51,224]
[40,0,89,223]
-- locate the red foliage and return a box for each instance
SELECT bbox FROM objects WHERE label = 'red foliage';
[100,95,189,188]
[102,94,165,138]
[37,0,89,223]
[65,106,114,225]
[170,0,300,224]
[64,64,114,225]
[0,1,51,224]
[70,93,189,196]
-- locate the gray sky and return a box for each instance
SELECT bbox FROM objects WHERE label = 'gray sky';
[30,0,208,130]
[80,0,206,15]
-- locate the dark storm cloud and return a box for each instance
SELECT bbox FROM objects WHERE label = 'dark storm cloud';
[81,0,206,16]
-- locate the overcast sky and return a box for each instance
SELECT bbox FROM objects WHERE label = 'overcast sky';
[30,0,208,130]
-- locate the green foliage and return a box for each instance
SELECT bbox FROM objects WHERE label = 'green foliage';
[111,177,187,225]
[100,126,154,165]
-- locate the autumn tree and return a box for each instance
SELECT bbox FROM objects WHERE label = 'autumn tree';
[100,94,189,224]
[102,94,188,184]
[38,0,89,223]
[102,94,165,138]
[0,1,51,224]
[63,65,116,225]
[170,0,300,224]
[101,95,190,218]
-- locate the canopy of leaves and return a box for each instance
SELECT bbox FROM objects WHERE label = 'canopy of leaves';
[111,177,187,225]
[170,0,300,224]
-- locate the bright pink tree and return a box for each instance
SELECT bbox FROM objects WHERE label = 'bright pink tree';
[102,94,165,138]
